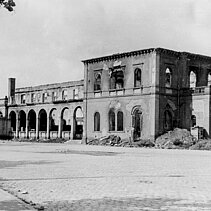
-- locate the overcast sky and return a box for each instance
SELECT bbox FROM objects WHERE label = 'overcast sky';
[0,0,211,97]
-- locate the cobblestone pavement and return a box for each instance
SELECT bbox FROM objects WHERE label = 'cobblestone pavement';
[0,141,211,210]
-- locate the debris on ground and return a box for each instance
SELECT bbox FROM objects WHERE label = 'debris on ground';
[155,128,197,149]
[88,135,155,148]
[190,139,211,150]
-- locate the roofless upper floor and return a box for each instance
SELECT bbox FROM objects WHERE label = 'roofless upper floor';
[82,47,211,98]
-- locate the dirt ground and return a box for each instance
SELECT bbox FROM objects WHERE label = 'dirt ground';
[0,141,211,210]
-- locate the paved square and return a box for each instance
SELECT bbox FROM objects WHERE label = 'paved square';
[0,141,211,210]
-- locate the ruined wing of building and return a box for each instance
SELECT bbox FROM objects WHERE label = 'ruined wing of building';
[0,47,211,141]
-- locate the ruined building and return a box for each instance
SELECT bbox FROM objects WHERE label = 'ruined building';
[0,47,211,141]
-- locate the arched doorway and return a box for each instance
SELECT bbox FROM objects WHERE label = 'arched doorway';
[61,107,71,139]
[73,107,83,139]
[49,108,58,138]
[19,110,26,132]
[9,111,16,132]
[28,110,36,131]
[131,106,143,140]
[39,109,47,138]
[28,109,36,138]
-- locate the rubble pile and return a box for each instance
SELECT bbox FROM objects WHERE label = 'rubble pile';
[88,135,155,148]
[88,135,122,146]
[190,139,211,150]
[155,128,196,149]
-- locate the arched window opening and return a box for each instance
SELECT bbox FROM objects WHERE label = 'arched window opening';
[94,112,100,131]
[191,115,196,127]
[117,111,123,131]
[94,73,101,91]
[164,110,173,131]
[73,88,79,99]
[109,109,115,131]
[165,68,172,88]
[190,71,196,88]
[134,68,142,87]
[62,90,68,100]
[208,72,211,86]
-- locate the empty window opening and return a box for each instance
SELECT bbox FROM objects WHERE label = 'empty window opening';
[73,88,79,99]
[62,90,68,100]
[134,68,142,87]
[21,94,26,104]
[165,68,172,88]
[117,111,123,131]
[110,68,124,89]
[191,115,196,127]
[94,73,101,91]
[42,92,48,103]
[31,93,36,103]
[94,112,100,131]
[190,71,196,88]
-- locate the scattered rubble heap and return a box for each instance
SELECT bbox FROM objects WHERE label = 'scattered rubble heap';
[155,128,196,149]
[88,135,155,148]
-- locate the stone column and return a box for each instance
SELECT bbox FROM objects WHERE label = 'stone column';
[46,113,50,139]
[16,118,19,138]
[36,117,39,139]
[26,117,29,139]
[70,114,74,140]
[58,115,62,138]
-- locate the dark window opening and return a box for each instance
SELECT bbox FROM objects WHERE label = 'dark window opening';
[191,115,196,127]
[94,112,100,131]
[94,73,101,91]
[109,109,115,131]
[165,68,172,88]
[117,111,123,131]
[110,69,124,89]
[134,68,142,87]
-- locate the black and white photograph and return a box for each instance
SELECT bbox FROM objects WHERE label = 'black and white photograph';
[0,0,211,210]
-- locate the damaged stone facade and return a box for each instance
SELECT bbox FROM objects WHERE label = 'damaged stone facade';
[82,48,211,141]
[0,47,211,141]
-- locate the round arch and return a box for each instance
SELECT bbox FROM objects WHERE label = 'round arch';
[49,108,58,131]
[73,106,83,139]
[9,111,16,131]
[131,106,143,140]
[28,109,36,131]
[61,107,71,132]
[19,110,26,132]
[38,109,47,131]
